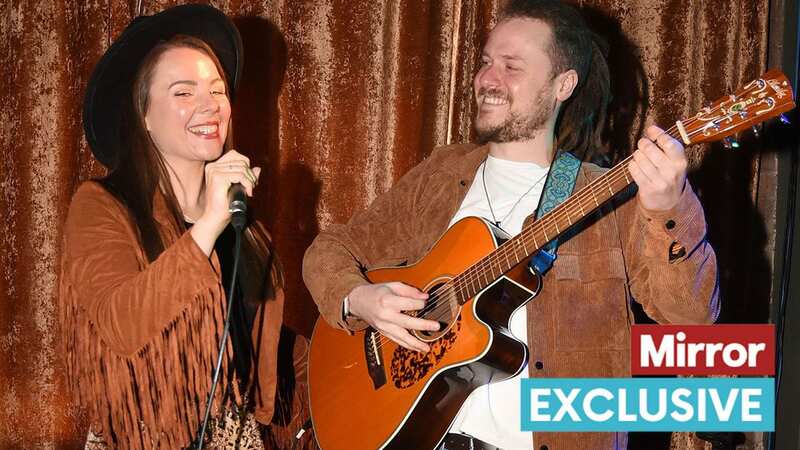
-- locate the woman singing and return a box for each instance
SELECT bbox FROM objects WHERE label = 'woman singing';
[59,5,294,448]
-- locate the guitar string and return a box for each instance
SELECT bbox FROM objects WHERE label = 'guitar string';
[373,98,772,350]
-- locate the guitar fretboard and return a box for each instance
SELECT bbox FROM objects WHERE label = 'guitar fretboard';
[438,70,795,305]
[449,151,639,304]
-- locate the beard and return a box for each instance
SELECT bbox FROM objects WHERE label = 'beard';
[474,84,555,145]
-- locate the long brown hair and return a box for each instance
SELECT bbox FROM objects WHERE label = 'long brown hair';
[101,35,233,262]
[501,0,611,161]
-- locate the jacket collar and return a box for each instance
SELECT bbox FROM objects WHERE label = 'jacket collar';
[153,187,175,230]
[446,144,595,192]
[152,186,222,270]
[443,143,489,187]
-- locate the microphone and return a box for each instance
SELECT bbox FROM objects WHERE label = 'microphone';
[228,183,247,231]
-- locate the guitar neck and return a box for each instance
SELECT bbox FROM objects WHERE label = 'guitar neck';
[451,153,637,304]
[447,70,794,305]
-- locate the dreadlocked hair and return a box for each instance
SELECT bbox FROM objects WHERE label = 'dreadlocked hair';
[501,0,611,161]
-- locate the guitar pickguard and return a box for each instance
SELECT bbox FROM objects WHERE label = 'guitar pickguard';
[385,271,536,450]
[390,315,463,388]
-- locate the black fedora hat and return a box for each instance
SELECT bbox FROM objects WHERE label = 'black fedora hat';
[83,3,243,170]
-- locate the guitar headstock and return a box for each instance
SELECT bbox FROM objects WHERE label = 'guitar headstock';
[679,69,796,145]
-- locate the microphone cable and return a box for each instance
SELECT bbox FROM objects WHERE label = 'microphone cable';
[196,221,244,450]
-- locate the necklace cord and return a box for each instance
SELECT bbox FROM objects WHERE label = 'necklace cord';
[481,158,550,229]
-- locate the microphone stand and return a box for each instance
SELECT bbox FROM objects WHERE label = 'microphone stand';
[196,194,246,449]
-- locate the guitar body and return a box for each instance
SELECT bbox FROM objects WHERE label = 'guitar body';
[308,217,542,450]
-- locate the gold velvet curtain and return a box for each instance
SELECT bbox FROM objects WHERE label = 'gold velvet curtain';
[0,0,774,447]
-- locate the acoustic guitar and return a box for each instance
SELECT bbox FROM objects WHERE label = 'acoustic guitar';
[308,70,795,450]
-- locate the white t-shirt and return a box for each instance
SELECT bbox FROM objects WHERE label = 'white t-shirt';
[447,155,549,450]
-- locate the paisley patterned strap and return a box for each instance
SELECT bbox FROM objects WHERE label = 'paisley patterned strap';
[529,151,581,275]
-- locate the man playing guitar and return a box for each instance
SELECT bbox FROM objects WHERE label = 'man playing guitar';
[303,0,719,448]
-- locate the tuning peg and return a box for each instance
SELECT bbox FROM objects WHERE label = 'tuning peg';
[723,136,739,149]
[751,125,760,137]
[779,114,791,125]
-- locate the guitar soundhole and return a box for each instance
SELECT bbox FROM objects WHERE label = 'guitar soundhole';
[413,281,460,342]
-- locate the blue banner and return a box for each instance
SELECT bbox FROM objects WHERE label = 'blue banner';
[520,377,773,432]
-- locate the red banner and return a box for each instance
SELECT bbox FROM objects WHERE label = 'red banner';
[631,325,774,376]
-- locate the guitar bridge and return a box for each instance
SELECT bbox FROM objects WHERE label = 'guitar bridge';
[364,327,387,389]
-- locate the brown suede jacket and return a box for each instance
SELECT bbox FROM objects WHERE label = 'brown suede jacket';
[59,181,285,449]
[303,143,720,450]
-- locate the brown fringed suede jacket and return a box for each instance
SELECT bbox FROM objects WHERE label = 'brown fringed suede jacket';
[59,181,284,449]
[303,143,720,450]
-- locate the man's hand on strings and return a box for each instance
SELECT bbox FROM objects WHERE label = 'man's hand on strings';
[629,125,688,212]
[347,282,440,353]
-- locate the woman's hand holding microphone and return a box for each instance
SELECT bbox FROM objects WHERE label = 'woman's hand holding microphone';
[191,150,260,255]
